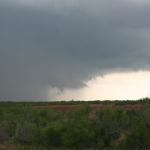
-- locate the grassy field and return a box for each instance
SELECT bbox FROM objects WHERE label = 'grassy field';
[0,98,150,150]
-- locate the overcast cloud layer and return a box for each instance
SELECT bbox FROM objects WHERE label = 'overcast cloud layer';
[1,0,150,100]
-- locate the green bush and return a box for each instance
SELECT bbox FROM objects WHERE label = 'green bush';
[0,101,149,149]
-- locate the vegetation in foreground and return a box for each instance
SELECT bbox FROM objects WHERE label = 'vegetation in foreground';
[0,98,150,150]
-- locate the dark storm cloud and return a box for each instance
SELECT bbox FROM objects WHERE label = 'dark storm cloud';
[0,0,150,100]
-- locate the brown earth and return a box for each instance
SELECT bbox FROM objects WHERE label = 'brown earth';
[33,104,111,112]
[33,103,144,114]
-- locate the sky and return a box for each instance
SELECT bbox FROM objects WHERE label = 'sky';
[0,0,150,100]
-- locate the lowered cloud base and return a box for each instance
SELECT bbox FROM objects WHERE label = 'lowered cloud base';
[0,0,150,100]
[52,71,150,100]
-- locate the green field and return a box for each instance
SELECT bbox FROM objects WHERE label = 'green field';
[0,98,150,150]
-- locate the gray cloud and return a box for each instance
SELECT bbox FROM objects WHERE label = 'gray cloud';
[1,0,150,100]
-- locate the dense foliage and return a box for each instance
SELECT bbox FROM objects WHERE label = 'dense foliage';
[0,99,150,150]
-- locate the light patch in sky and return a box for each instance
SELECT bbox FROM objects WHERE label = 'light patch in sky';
[51,71,150,100]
